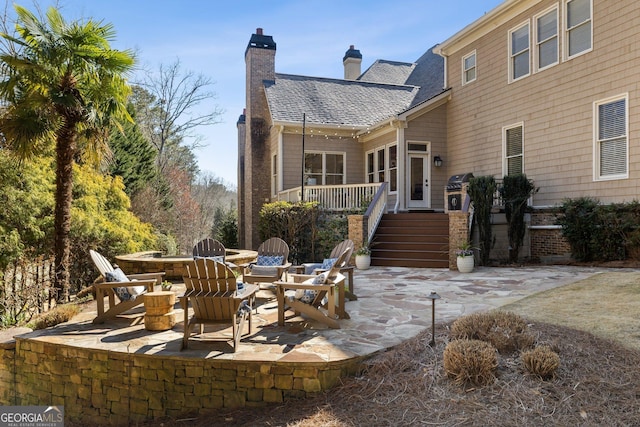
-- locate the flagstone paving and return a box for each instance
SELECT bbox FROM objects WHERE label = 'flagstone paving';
[22,265,618,363]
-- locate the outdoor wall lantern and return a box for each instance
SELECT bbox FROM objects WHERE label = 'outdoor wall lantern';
[433,155,443,167]
[427,291,441,346]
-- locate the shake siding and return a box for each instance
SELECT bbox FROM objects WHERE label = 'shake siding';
[445,0,640,206]
[405,105,448,209]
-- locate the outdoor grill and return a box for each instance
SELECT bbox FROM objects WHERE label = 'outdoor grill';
[445,173,474,212]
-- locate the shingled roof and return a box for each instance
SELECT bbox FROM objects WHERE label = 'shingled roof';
[265,74,419,127]
[263,46,445,128]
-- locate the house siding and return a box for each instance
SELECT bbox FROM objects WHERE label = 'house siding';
[444,0,640,207]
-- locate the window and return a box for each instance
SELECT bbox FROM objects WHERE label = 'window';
[304,152,345,185]
[535,7,558,71]
[367,152,375,183]
[366,144,398,192]
[595,95,627,180]
[566,0,592,58]
[271,154,278,195]
[504,124,524,176]
[377,148,385,183]
[389,145,397,192]
[509,22,530,81]
[462,51,476,85]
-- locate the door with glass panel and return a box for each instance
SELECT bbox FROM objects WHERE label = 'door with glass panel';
[407,144,430,209]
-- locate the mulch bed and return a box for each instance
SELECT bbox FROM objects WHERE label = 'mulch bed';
[150,320,640,426]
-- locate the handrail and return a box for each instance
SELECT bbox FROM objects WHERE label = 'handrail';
[278,183,382,211]
[363,182,388,243]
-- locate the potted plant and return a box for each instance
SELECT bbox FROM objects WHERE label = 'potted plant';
[355,240,372,270]
[456,241,475,273]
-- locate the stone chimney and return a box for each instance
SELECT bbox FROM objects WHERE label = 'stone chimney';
[343,45,362,80]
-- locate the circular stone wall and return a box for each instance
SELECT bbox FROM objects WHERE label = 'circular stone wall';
[115,250,258,280]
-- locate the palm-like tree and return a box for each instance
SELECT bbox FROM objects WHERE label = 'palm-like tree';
[0,6,135,302]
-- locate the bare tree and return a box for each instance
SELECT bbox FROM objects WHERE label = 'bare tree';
[133,59,224,174]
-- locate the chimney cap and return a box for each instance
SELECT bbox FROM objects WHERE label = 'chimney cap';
[246,28,276,54]
[343,45,362,62]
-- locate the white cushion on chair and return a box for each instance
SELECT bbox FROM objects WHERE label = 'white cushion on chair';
[292,272,328,304]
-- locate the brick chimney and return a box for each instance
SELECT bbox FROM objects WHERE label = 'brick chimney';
[343,45,362,80]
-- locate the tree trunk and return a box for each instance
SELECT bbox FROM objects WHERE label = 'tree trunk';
[53,124,77,303]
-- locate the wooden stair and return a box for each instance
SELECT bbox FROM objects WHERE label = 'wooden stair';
[371,212,449,268]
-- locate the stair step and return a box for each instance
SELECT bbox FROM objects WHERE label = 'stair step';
[371,257,449,268]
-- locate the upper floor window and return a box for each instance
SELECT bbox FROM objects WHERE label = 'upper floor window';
[566,0,592,59]
[504,123,524,176]
[595,95,628,180]
[462,51,477,85]
[305,152,345,185]
[535,7,558,71]
[509,22,530,82]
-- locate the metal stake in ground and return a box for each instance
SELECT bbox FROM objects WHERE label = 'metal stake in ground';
[427,291,441,346]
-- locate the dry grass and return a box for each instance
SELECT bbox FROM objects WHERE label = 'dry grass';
[443,339,498,386]
[140,272,640,427]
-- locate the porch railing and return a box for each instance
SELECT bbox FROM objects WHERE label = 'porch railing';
[277,183,383,212]
[363,182,388,243]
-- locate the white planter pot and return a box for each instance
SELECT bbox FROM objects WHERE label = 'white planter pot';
[355,254,371,270]
[456,256,474,273]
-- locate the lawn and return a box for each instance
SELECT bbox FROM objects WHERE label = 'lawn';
[143,272,640,426]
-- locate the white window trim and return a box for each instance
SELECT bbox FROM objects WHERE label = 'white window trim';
[461,50,477,86]
[508,20,531,83]
[365,143,398,194]
[502,122,525,176]
[564,0,593,61]
[271,153,278,197]
[305,150,346,185]
[593,93,629,181]
[534,5,559,73]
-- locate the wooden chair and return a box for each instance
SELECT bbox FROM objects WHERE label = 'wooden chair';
[89,250,164,324]
[181,258,258,351]
[193,238,226,261]
[241,237,292,286]
[296,239,356,300]
[275,248,351,329]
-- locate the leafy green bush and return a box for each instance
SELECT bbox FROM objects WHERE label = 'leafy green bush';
[467,176,496,265]
[555,197,640,262]
[501,174,537,263]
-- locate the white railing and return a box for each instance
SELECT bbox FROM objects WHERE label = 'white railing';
[363,182,388,243]
[278,183,382,212]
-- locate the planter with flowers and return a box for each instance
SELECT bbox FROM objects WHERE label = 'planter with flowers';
[355,241,372,270]
[456,241,475,273]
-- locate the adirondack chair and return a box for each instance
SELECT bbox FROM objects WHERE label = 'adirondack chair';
[193,238,226,261]
[296,239,356,300]
[275,248,350,329]
[89,250,164,324]
[241,237,292,286]
[181,258,258,351]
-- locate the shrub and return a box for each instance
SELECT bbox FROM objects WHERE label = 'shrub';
[556,197,600,262]
[500,174,537,263]
[521,345,560,379]
[450,311,534,354]
[443,339,498,387]
[467,176,496,266]
[28,303,82,330]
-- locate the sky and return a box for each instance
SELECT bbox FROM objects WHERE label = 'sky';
[12,0,505,187]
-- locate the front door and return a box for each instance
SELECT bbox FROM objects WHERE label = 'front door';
[407,153,431,209]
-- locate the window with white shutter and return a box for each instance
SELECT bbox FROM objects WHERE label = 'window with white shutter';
[504,124,524,176]
[595,96,628,180]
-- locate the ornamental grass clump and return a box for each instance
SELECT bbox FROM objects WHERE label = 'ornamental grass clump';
[443,339,498,387]
[521,345,560,379]
[451,310,535,354]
